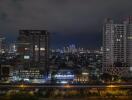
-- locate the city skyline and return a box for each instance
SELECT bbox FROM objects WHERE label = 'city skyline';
[0,1,132,99]
[0,0,132,48]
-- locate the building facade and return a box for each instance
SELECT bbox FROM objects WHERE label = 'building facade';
[17,30,49,75]
[0,34,6,54]
[103,17,132,77]
[125,17,132,72]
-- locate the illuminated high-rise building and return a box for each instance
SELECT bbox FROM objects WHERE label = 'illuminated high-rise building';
[103,17,132,77]
[17,30,49,75]
[125,17,132,73]
[8,43,17,54]
[0,34,6,54]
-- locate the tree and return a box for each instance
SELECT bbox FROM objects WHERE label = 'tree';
[101,73,112,82]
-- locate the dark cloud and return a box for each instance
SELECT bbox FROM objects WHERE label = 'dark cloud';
[0,0,132,48]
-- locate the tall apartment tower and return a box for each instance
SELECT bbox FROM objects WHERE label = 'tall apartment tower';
[17,30,49,74]
[103,19,114,68]
[103,18,132,77]
[125,17,132,71]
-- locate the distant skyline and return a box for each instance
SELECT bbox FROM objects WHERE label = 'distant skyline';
[0,0,132,49]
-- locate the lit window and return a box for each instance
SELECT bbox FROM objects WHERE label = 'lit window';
[106,48,110,51]
[40,48,45,51]
[24,56,30,59]
[116,39,120,42]
[35,45,38,48]
[128,37,132,39]
[25,48,28,50]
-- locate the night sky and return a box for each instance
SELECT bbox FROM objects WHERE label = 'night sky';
[0,0,132,49]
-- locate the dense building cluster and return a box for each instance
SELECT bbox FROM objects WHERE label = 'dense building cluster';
[0,17,132,84]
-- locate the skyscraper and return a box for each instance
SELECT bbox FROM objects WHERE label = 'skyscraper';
[125,17,132,72]
[0,34,6,54]
[103,18,132,77]
[17,30,49,75]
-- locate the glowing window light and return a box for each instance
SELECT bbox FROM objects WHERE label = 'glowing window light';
[24,55,30,59]
[40,48,45,51]
[82,72,89,75]
[128,36,132,39]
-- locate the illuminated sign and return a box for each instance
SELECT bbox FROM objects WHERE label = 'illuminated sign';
[54,74,74,79]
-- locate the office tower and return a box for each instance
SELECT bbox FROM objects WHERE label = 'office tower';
[17,30,49,75]
[8,43,17,54]
[103,18,131,77]
[69,44,77,53]
[0,34,6,54]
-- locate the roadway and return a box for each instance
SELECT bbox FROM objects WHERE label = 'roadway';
[0,84,132,88]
